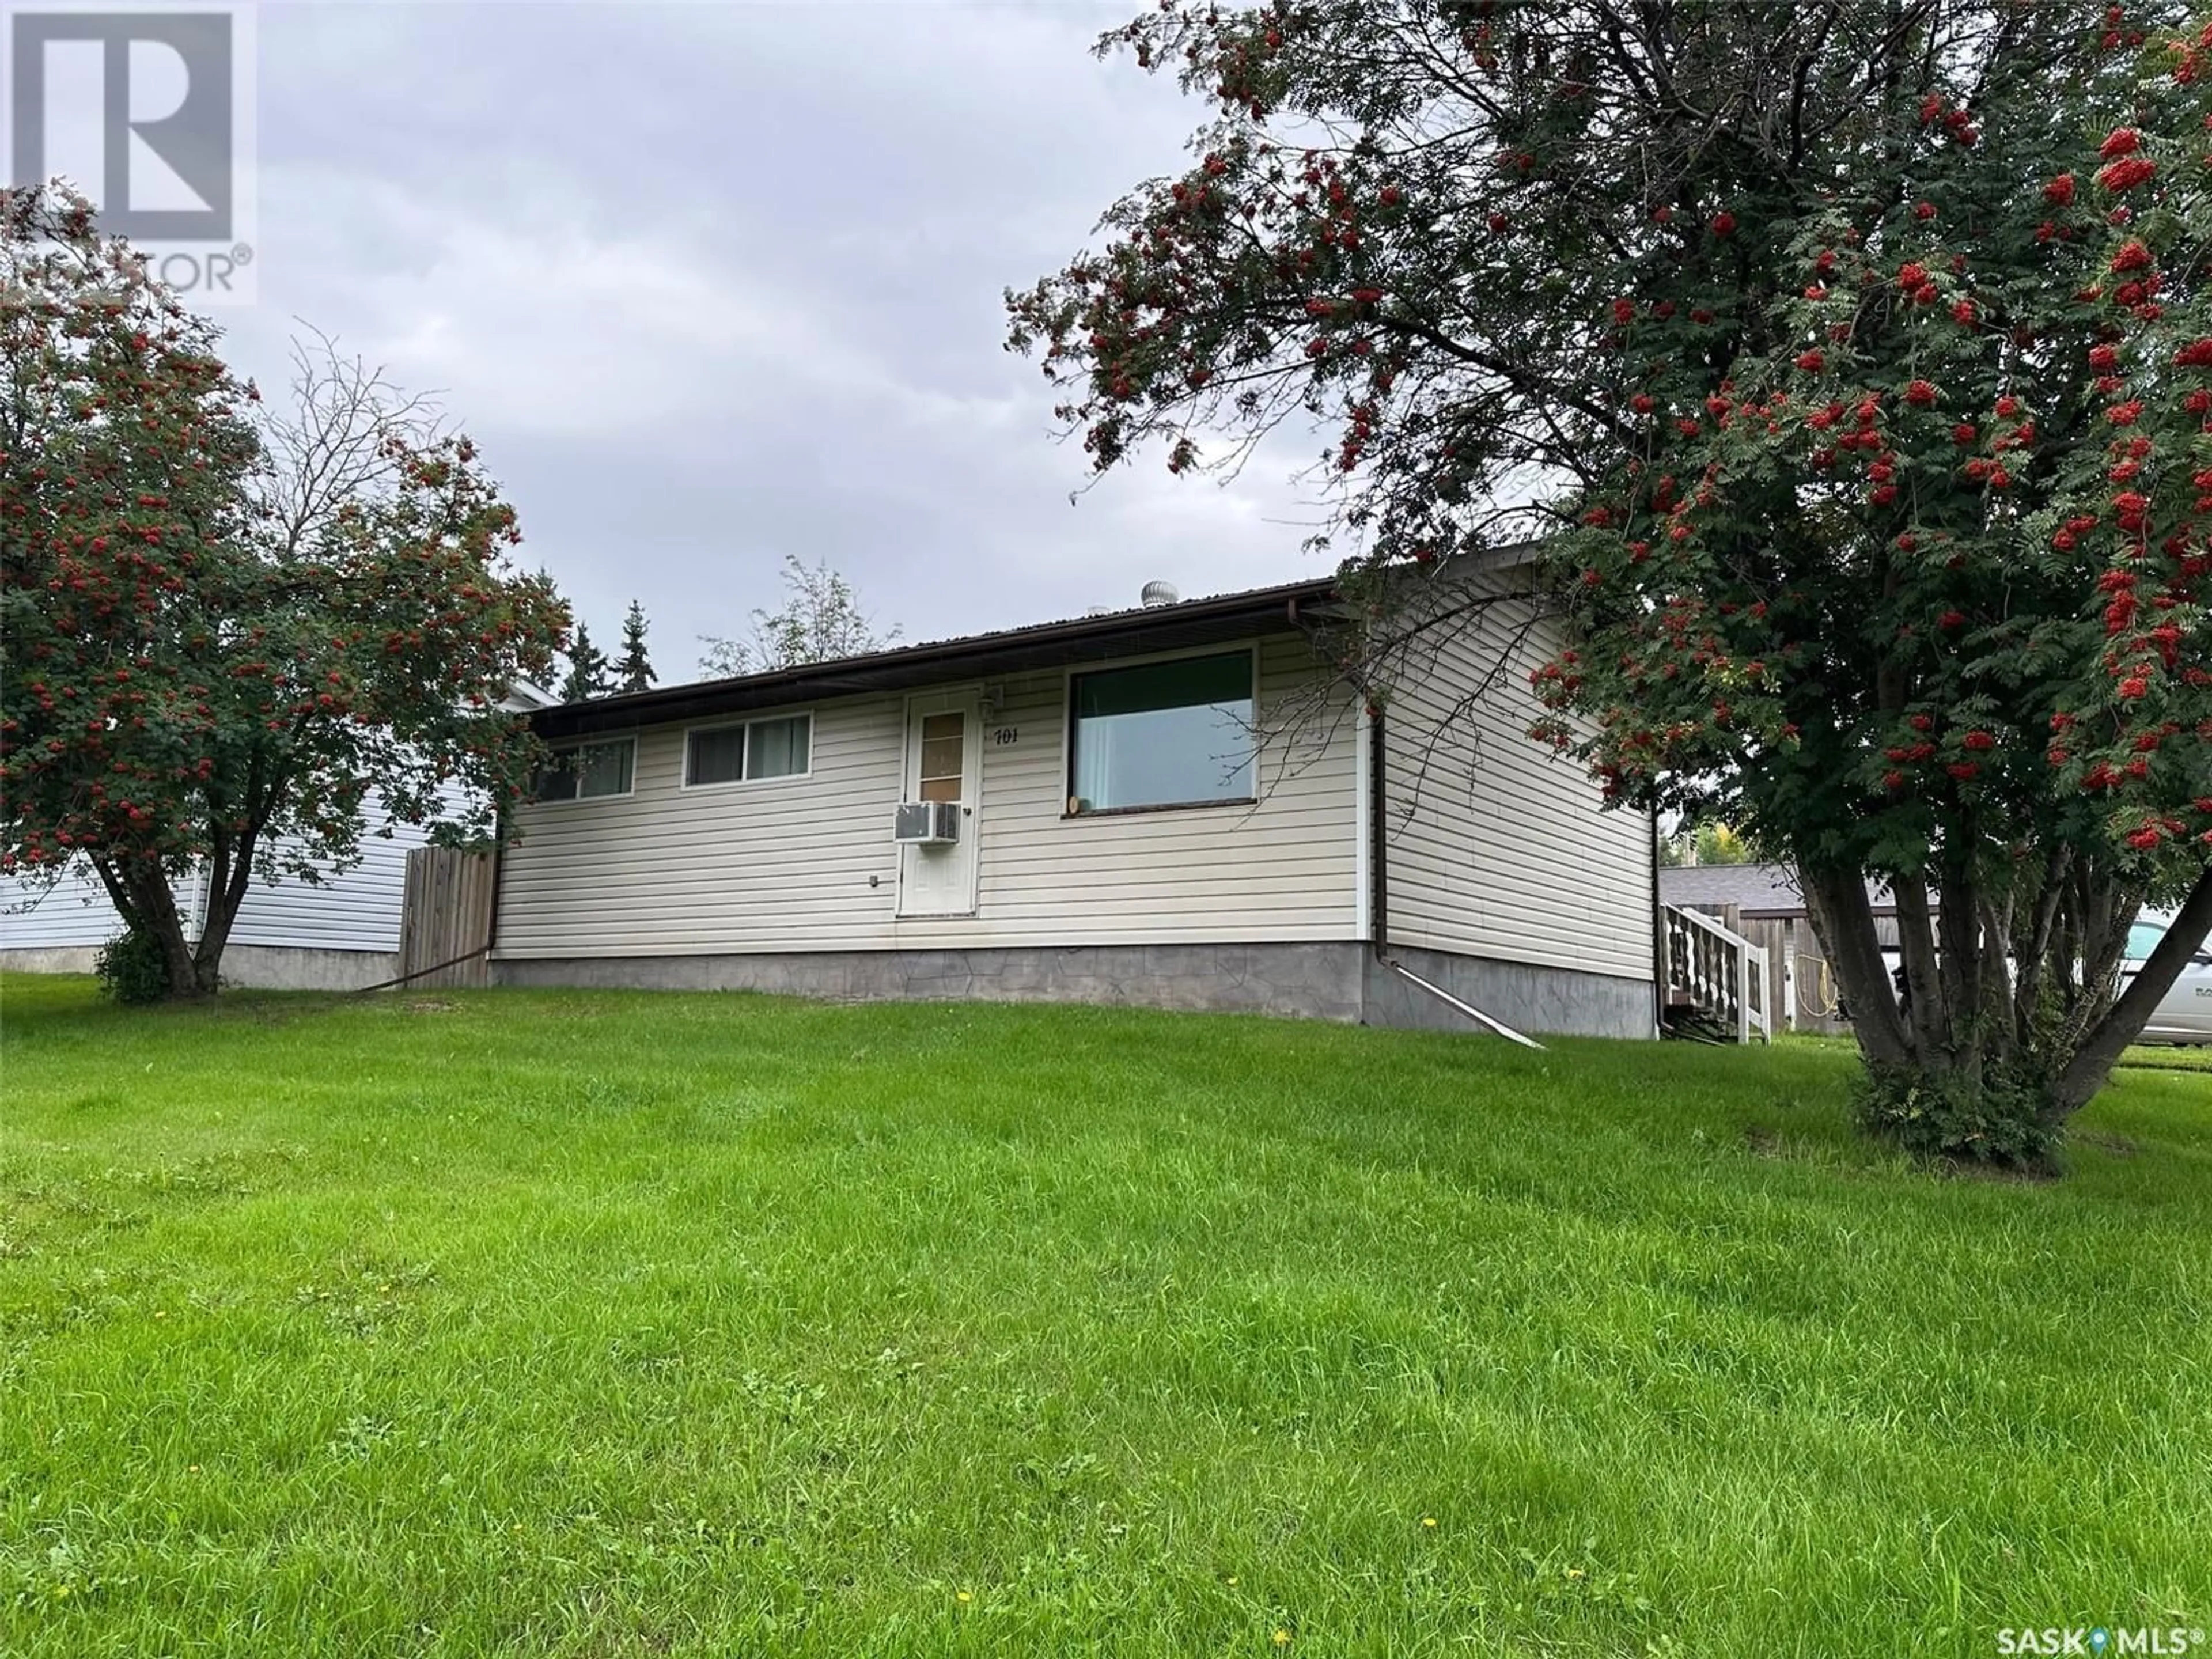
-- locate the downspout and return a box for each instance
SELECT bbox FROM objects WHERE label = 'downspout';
[486,800,509,983]
[1368,700,1387,959]
[1649,809,1666,1038]
[1364,694,1542,1050]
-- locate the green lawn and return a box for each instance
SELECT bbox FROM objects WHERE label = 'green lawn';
[2122,1041,2212,1074]
[2,974,2208,1658]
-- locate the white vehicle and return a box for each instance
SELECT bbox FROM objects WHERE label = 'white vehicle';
[2122,910,2212,1047]
[1870,908,2212,1046]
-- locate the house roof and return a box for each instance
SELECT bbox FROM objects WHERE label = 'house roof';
[535,574,1345,741]
[498,679,558,713]
[1659,862,1911,918]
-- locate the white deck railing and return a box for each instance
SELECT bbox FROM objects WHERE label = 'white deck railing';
[1662,904,1772,1044]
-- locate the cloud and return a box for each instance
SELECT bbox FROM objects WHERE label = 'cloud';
[211,1,1332,675]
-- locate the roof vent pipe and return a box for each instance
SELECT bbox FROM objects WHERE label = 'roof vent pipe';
[1140,580,1180,608]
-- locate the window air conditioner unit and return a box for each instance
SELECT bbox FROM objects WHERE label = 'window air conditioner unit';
[893,801,961,845]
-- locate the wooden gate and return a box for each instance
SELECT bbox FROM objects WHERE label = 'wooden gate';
[1737,916,1795,1033]
[397,847,496,988]
[1787,927,1852,1035]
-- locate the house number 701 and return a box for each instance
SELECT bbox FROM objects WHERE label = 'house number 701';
[992,726,1018,746]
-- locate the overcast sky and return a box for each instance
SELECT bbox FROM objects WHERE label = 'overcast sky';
[205,1,1323,680]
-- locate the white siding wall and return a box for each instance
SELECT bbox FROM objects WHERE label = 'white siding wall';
[225,820,434,951]
[0,863,181,948]
[494,633,1362,957]
[0,814,441,955]
[1380,578,1655,982]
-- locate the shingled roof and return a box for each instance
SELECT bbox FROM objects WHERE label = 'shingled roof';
[1658,862,1912,918]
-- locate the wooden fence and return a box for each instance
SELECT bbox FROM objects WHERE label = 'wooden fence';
[397,846,496,988]
[1736,915,1792,1032]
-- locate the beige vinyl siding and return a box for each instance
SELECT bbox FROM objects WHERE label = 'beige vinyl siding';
[1380,579,1654,982]
[494,633,1360,958]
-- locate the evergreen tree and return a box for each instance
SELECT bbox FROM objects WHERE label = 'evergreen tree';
[559,623,612,703]
[616,600,656,694]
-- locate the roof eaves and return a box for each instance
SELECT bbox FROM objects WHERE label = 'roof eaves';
[535,574,1342,739]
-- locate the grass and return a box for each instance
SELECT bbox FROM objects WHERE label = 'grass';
[2122,1042,2212,1074]
[1,973,2208,1658]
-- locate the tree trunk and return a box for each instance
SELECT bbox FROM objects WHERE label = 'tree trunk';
[90,853,204,999]
[190,829,261,996]
[1803,853,2211,1165]
[1812,862,2053,1165]
[2047,866,2212,1120]
[1890,875,1950,1063]
[1801,866,1911,1063]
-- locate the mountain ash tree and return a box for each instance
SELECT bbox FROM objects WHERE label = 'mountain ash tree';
[1009,1,2212,1163]
[1,187,567,999]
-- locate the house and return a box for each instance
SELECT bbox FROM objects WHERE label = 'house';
[491,561,1660,1038]
[0,683,556,991]
[1660,861,1814,922]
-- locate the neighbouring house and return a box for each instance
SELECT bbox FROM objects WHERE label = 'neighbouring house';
[491,559,1660,1038]
[1658,861,1921,944]
[0,683,556,991]
[1660,861,2212,1045]
[1658,861,1915,1033]
[1,847,425,991]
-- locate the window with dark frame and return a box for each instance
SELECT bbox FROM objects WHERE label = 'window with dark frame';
[687,726,747,787]
[532,737,634,802]
[684,713,812,787]
[1067,652,1255,814]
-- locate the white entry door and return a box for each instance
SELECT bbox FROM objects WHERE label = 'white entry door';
[896,690,980,918]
